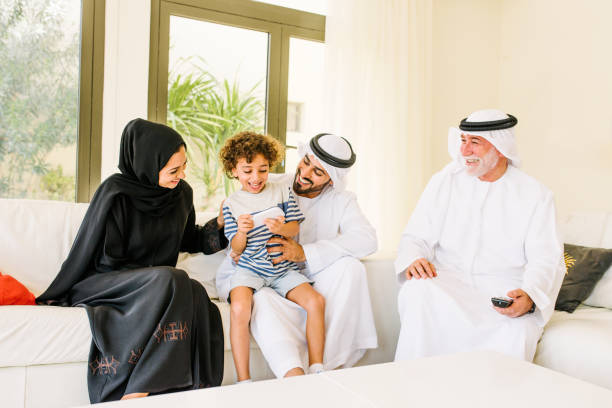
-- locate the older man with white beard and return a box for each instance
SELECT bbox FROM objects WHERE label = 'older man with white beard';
[217,133,378,378]
[394,109,565,362]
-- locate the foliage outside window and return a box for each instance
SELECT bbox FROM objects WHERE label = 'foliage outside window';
[150,0,324,212]
[167,58,264,210]
[0,0,80,201]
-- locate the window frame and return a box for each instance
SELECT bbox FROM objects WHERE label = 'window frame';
[148,0,325,162]
[77,0,106,202]
[279,24,324,151]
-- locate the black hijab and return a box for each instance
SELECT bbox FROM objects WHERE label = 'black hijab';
[37,119,188,304]
[117,118,187,215]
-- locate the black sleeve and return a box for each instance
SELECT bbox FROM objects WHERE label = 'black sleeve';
[180,209,228,254]
[96,196,129,270]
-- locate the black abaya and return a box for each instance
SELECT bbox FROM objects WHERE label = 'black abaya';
[37,119,227,402]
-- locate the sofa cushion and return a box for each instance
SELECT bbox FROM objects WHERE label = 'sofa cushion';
[176,251,226,300]
[555,244,612,312]
[0,300,249,367]
[0,306,90,366]
[535,306,612,390]
[560,211,609,248]
[583,265,612,309]
[583,266,612,309]
[184,211,227,299]
[0,199,225,300]
[583,213,612,309]
[600,212,612,248]
[0,199,89,296]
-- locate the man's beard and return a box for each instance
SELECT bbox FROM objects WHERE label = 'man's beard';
[464,148,499,178]
[292,171,332,196]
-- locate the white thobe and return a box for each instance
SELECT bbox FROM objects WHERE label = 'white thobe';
[395,164,564,362]
[216,174,378,377]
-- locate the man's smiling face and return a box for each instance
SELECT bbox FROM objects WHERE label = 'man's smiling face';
[460,134,501,178]
[293,154,332,198]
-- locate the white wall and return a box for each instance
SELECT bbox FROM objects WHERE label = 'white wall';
[430,0,501,173]
[498,0,612,218]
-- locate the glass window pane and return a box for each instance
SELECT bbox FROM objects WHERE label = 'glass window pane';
[253,0,327,15]
[285,37,326,172]
[168,16,267,211]
[0,0,81,201]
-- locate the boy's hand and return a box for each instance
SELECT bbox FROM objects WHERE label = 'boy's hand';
[237,214,254,234]
[230,250,242,263]
[264,216,285,235]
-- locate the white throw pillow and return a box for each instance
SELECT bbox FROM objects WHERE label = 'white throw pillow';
[583,265,612,309]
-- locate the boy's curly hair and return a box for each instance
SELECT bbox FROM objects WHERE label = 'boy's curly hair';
[219,131,284,177]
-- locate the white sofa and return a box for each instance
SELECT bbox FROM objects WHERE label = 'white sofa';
[0,199,400,408]
[0,199,610,407]
[533,211,612,390]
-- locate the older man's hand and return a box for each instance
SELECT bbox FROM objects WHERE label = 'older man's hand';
[493,288,534,318]
[267,236,306,264]
[404,258,437,280]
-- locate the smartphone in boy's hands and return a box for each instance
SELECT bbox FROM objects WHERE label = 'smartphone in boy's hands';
[251,206,284,228]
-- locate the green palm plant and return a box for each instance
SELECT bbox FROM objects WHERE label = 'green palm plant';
[167,58,264,210]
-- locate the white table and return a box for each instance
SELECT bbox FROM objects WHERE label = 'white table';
[78,351,612,407]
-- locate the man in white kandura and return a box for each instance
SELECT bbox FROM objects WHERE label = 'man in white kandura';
[394,109,565,362]
[217,133,378,377]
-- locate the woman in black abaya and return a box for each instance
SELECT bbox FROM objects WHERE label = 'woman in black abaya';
[37,119,226,402]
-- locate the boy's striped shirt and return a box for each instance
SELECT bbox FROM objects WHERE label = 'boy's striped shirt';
[223,182,304,277]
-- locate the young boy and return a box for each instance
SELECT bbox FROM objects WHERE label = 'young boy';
[219,131,326,383]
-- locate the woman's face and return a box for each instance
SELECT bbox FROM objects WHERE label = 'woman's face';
[231,153,269,194]
[158,145,187,189]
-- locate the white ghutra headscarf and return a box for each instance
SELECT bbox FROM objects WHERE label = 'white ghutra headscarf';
[297,133,356,192]
[448,109,521,168]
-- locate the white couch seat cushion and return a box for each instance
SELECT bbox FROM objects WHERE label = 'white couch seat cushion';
[535,305,612,389]
[0,306,90,366]
[0,301,252,367]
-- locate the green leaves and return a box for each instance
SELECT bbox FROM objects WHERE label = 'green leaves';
[167,57,264,210]
[0,0,78,200]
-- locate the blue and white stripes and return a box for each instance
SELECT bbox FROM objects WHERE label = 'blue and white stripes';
[224,188,304,277]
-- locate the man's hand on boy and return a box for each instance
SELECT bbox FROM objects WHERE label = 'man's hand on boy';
[267,237,306,263]
[237,214,254,234]
[264,216,286,235]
